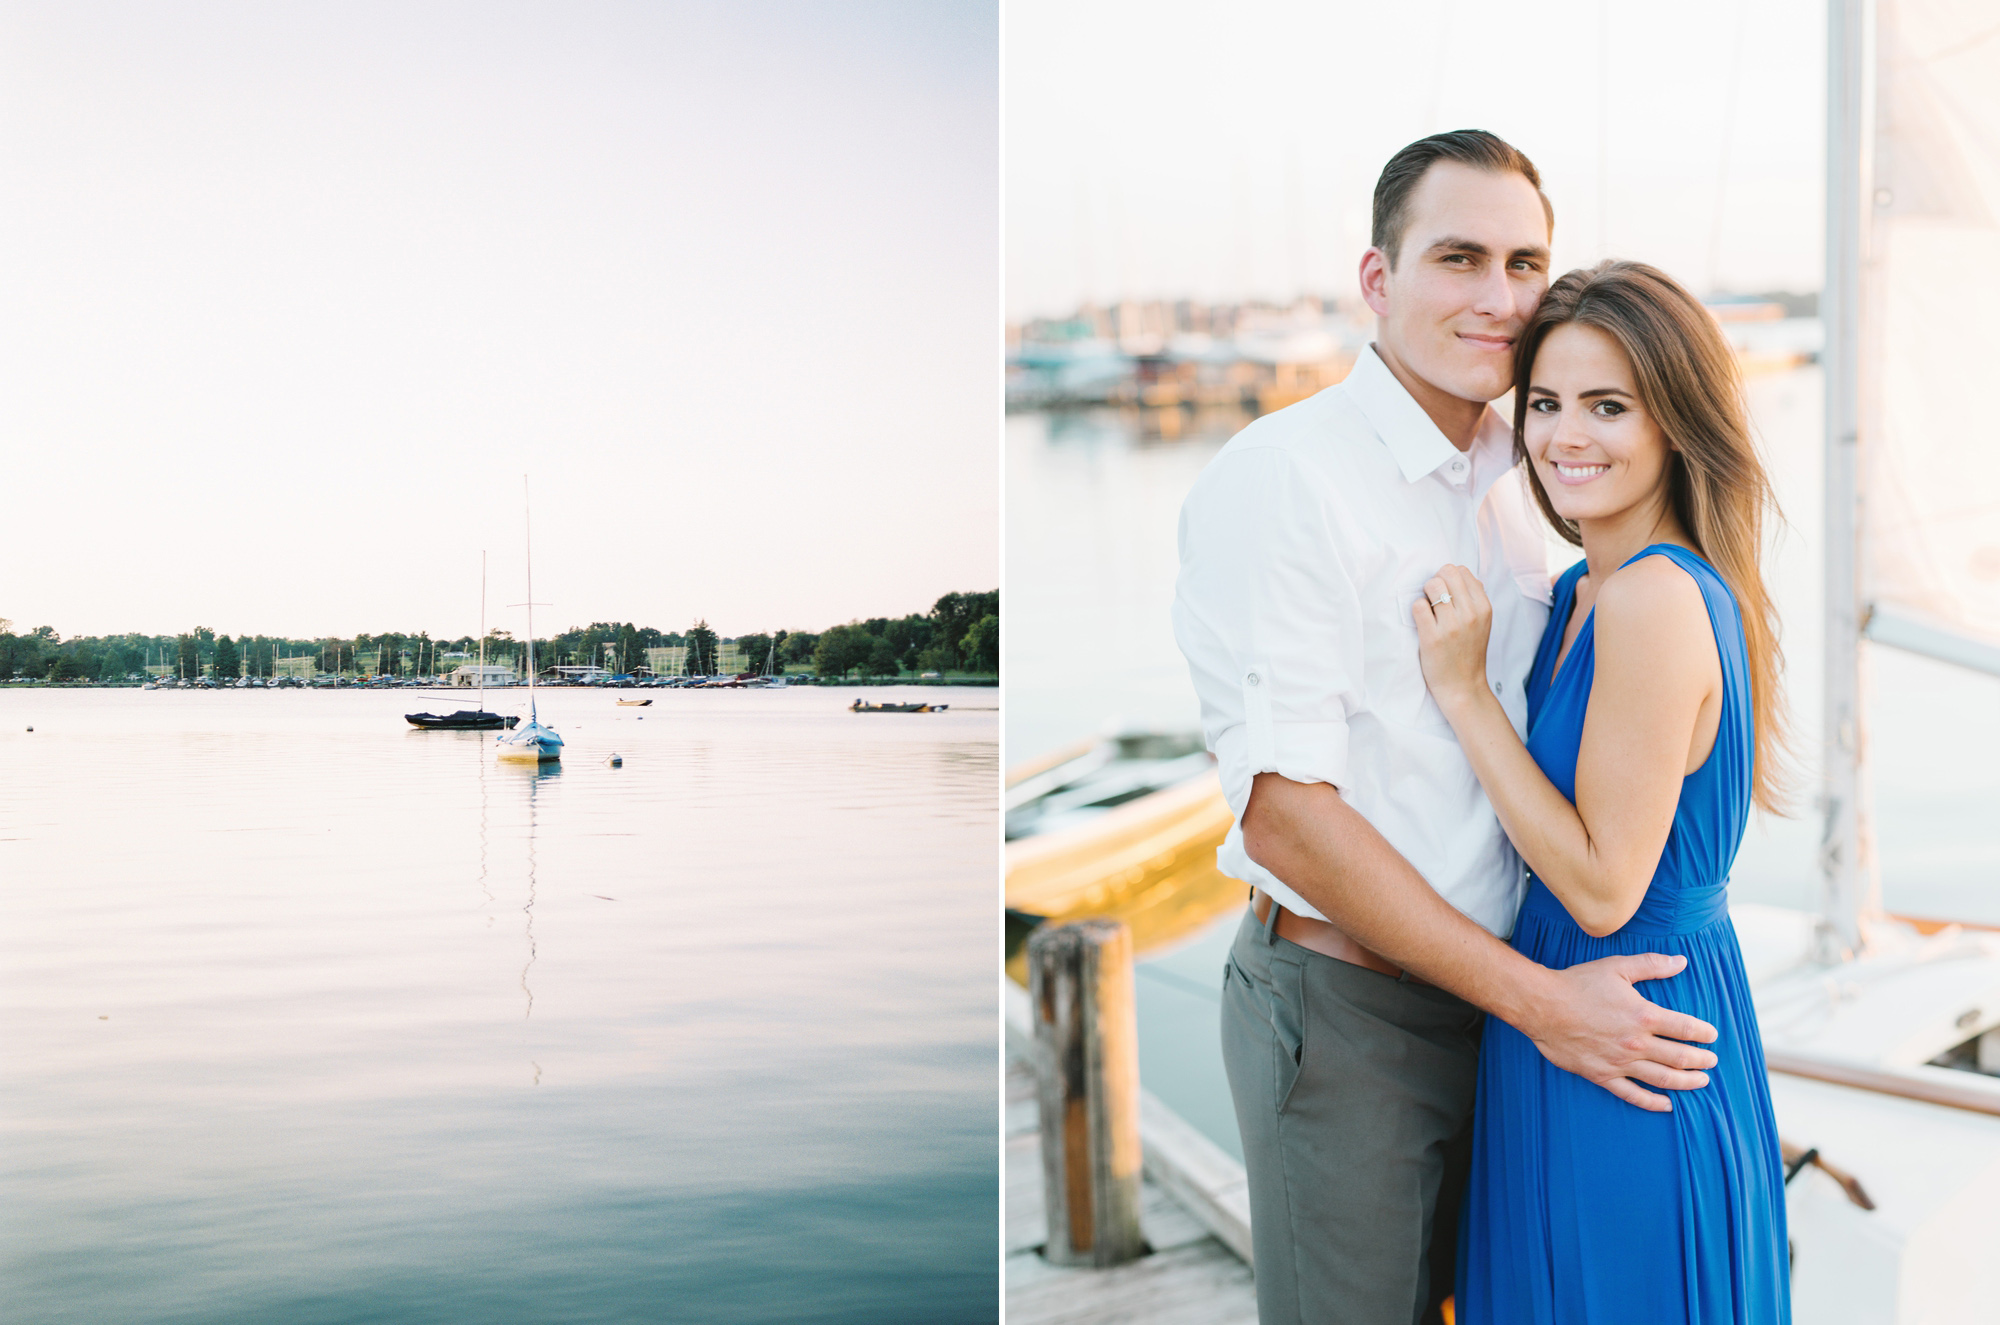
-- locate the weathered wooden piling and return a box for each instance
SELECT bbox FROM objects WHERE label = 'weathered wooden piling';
[1026,917,1145,1267]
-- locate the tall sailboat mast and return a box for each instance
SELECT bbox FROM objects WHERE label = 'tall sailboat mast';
[523,476,538,721]
[479,550,488,715]
[1817,0,1873,962]
[493,477,564,762]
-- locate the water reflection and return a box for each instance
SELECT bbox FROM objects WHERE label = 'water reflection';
[478,750,493,915]
[1,687,998,1325]
[1040,401,1251,448]
[505,758,560,1022]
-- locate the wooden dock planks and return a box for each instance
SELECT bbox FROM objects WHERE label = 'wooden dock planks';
[1005,1052,1258,1325]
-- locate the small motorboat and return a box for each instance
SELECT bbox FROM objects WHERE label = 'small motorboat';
[849,700,948,714]
[406,710,519,731]
[615,698,653,707]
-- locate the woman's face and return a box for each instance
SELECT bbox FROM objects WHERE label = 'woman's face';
[1521,321,1675,529]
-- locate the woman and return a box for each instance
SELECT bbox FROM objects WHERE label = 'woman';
[1412,261,1791,1322]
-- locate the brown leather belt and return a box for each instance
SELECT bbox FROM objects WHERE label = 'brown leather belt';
[1252,889,1429,986]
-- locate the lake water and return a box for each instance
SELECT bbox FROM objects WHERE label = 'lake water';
[1007,365,2000,1158]
[1,686,998,1324]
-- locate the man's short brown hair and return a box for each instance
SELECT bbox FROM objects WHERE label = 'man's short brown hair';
[1371,130,1554,266]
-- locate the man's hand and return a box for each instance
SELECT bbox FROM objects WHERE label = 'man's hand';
[1515,953,1719,1112]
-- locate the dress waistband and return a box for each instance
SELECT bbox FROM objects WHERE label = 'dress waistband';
[1519,875,1731,937]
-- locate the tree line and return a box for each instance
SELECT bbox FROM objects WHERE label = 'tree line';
[0,590,999,683]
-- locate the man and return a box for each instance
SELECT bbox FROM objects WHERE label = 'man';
[1171,130,1722,1325]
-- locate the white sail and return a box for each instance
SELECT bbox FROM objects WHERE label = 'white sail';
[1864,0,2000,671]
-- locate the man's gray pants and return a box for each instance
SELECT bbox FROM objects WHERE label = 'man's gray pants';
[1221,905,1483,1325]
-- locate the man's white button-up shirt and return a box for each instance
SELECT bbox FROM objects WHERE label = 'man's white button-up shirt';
[1172,344,1554,938]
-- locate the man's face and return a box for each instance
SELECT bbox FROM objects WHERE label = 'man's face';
[1364,162,1551,404]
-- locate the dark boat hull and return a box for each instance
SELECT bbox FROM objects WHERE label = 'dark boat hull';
[405,711,519,730]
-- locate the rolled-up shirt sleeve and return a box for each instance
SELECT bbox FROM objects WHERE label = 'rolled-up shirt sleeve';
[1171,445,1363,820]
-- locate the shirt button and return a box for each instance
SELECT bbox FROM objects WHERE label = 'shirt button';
[1493,680,1504,694]
[1449,458,1467,474]
[1246,673,1261,687]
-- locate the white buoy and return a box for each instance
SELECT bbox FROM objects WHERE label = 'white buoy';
[607,754,622,767]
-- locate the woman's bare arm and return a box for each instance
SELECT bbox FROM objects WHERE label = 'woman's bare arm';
[1414,556,1719,936]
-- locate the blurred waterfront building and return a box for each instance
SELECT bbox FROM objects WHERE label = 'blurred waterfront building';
[643,642,747,675]
[447,663,517,688]
[1008,294,1364,434]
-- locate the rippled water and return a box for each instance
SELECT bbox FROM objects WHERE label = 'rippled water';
[1,686,997,1325]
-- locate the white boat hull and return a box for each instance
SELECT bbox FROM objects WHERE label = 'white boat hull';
[1735,904,2000,1322]
[495,721,562,762]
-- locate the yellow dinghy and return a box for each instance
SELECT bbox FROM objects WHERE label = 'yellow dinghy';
[1005,739,1244,985]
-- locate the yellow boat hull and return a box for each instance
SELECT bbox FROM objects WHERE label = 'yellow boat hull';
[1005,769,1244,985]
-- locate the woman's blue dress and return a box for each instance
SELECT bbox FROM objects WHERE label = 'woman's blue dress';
[1457,544,1789,1323]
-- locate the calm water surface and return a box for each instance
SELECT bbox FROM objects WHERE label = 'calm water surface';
[2,686,997,1324]
[1008,366,2000,1156]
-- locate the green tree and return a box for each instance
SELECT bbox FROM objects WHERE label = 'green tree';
[862,635,901,677]
[926,591,998,670]
[812,623,873,678]
[685,620,719,675]
[618,623,641,673]
[213,635,241,679]
[960,614,998,674]
[736,633,773,676]
[177,633,201,679]
[780,631,818,667]
[1,627,43,679]
[884,615,932,670]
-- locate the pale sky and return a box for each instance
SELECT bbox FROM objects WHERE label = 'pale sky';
[3,2,996,641]
[1007,0,1825,319]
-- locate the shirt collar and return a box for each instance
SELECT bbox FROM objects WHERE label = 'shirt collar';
[1344,343,1513,493]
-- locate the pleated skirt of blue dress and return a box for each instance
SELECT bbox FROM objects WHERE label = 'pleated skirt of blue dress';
[1457,880,1789,1323]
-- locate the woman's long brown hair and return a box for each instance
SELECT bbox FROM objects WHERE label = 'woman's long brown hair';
[1512,260,1791,814]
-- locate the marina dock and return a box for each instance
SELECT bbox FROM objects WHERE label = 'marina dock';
[1004,983,1257,1324]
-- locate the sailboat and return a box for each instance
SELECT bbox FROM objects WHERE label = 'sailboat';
[1722,5,2000,1318]
[755,636,788,688]
[495,479,564,763]
[406,552,518,731]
